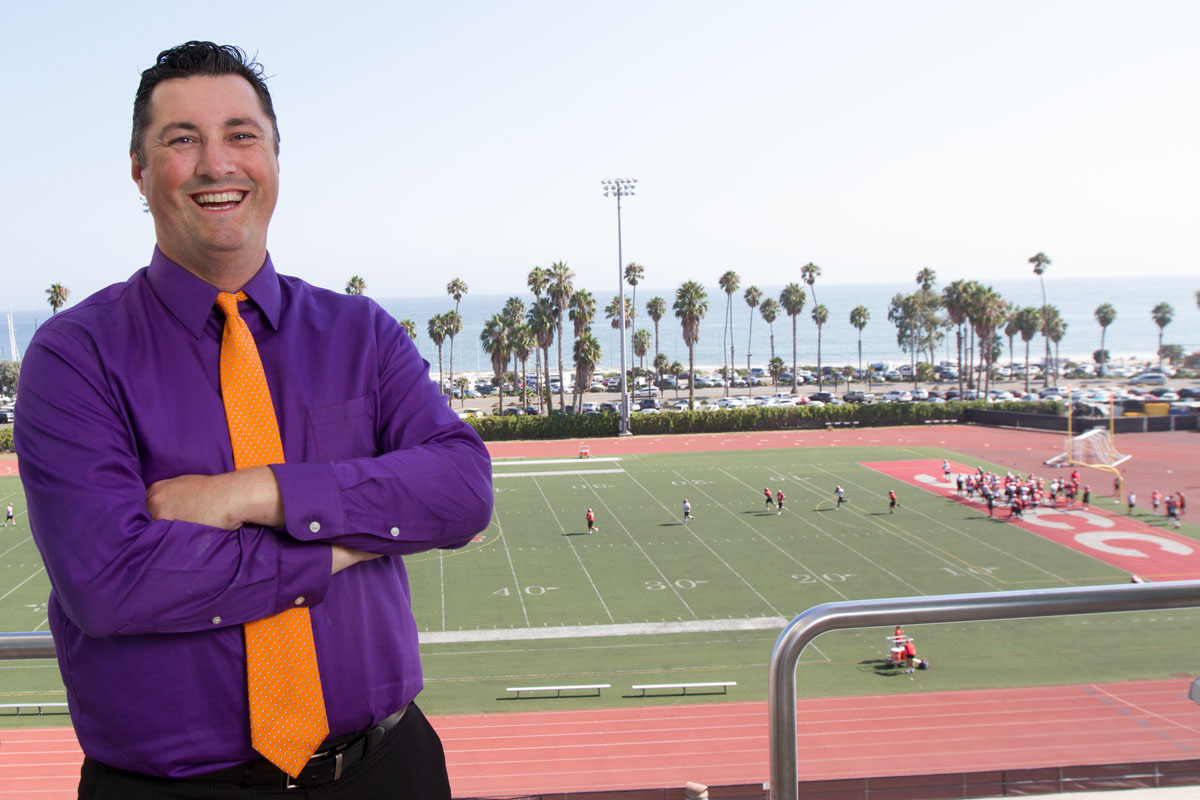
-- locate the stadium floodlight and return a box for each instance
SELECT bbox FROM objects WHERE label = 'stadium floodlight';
[601,178,638,435]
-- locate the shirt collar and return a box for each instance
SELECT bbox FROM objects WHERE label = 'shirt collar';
[146,246,282,337]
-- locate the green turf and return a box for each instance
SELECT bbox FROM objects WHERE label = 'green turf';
[3,446,1199,727]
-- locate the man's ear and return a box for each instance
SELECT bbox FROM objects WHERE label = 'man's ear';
[131,151,145,195]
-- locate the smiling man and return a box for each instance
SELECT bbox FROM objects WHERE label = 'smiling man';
[15,42,492,798]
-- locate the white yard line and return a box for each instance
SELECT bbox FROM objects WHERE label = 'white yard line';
[0,565,46,602]
[490,510,531,627]
[494,468,626,478]
[579,474,698,619]
[719,467,925,596]
[492,457,622,466]
[419,616,787,643]
[530,477,614,623]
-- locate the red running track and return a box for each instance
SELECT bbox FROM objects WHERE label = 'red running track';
[4,679,1200,798]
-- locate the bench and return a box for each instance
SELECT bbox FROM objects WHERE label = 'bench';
[923,418,958,424]
[631,681,736,697]
[506,683,610,699]
[0,702,69,716]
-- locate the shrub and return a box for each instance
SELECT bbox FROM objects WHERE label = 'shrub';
[0,427,12,453]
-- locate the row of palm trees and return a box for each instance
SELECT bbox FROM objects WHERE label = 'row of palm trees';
[363,255,1197,414]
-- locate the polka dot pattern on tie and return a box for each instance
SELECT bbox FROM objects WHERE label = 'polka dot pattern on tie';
[216,292,329,778]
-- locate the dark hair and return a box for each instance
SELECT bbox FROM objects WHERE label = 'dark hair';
[131,41,280,167]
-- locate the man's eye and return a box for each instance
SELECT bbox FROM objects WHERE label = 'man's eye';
[168,136,195,146]
[232,133,256,141]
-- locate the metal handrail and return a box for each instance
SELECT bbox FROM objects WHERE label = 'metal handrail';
[768,580,1200,800]
[0,631,55,659]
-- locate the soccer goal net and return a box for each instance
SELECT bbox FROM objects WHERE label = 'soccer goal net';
[1044,426,1130,473]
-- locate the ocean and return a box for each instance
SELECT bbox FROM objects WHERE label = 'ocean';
[6,275,1197,378]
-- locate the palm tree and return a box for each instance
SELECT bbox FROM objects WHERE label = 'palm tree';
[768,356,784,389]
[501,297,526,397]
[800,262,821,306]
[605,295,634,332]
[511,323,534,408]
[1094,303,1117,376]
[632,329,651,388]
[344,275,366,295]
[718,270,740,395]
[1045,305,1067,384]
[1028,252,1051,387]
[427,313,448,396]
[759,298,779,361]
[1015,306,1040,394]
[942,279,971,396]
[528,296,557,411]
[624,262,644,327]
[743,285,762,395]
[673,281,708,410]
[971,287,1009,396]
[915,267,937,370]
[569,289,597,337]
[1003,308,1021,379]
[527,266,550,395]
[479,314,510,415]
[455,376,469,408]
[572,330,602,412]
[849,305,870,385]
[398,318,417,344]
[779,283,807,394]
[669,361,683,400]
[646,297,666,358]
[653,352,669,390]
[441,310,462,396]
[446,278,468,399]
[547,261,574,411]
[811,304,829,390]
[46,283,69,314]
[1151,302,1174,368]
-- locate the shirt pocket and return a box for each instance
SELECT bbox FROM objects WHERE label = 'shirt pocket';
[308,394,378,462]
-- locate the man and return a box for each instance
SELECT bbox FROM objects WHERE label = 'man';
[4,502,13,526]
[682,498,693,524]
[586,508,598,533]
[834,485,844,510]
[776,489,785,515]
[888,489,898,513]
[764,486,775,510]
[15,42,492,798]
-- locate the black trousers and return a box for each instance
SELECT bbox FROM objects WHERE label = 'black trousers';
[78,704,450,799]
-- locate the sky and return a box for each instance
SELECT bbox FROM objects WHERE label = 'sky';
[3,1,1198,312]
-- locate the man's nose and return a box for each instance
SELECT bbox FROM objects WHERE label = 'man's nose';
[195,140,236,178]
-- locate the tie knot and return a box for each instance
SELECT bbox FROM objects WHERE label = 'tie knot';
[215,291,249,318]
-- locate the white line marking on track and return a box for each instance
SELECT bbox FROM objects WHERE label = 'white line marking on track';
[494,469,626,478]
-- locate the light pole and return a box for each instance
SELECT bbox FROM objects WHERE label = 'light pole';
[602,178,637,435]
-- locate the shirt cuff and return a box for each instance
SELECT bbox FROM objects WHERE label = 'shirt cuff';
[271,462,345,542]
[273,530,332,614]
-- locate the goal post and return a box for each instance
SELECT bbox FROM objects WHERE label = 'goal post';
[1044,426,1131,477]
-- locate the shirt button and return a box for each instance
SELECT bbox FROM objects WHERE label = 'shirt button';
[212,616,222,625]
[294,596,305,606]
[309,521,321,533]
[390,527,400,537]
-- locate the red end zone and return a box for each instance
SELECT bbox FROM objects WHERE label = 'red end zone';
[864,459,1200,581]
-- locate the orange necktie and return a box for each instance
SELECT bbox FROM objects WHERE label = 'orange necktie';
[216,291,329,777]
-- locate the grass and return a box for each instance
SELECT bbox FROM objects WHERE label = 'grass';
[2,445,1198,728]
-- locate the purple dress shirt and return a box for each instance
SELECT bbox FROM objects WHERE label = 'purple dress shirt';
[14,248,493,777]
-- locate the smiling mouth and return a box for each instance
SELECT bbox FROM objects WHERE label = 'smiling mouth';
[192,190,246,210]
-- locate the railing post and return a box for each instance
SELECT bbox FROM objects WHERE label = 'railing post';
[767,580,1200,800]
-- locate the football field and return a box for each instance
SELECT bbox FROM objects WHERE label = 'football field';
[3,441,1198,724]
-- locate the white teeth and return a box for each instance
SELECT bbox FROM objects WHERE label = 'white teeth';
[194,191,245,205]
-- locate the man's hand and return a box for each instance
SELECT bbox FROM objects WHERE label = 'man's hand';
[331,545,381,574]
[146,466,285,530]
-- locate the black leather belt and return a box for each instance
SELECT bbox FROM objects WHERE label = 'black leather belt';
[193,705,408,789]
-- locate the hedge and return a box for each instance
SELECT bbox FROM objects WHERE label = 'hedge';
[466,401,1062,441]
[0,427,12,453]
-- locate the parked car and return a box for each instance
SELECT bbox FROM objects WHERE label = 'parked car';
[808,392,835,404]
[599,402,618,413]
[580,401,600,414]
[882,390,912,402]
[1129,372,1168,386]
[843,390,873,403]
[633,385,660,398]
